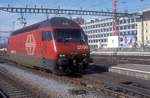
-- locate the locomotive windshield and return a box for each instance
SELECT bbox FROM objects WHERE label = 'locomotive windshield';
[54,29,86,42]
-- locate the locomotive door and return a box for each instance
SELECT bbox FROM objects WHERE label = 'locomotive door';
[41,31,52,64]
[42,32,48,64]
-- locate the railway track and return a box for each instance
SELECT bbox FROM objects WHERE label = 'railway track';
[0,73,34,98]
[0,55,150,98]
[0,89,8,98]
[6,62,150,98]
[92,54,150,65]
[84,71,150,97]
[27,65,150,98]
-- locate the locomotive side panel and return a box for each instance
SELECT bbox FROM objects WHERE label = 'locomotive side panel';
[8,31,44,68]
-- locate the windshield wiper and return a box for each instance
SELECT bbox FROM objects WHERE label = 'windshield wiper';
[64,38,72,40]
[63,38,72,42]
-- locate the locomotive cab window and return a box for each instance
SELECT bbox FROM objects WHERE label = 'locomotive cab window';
[42,32,52,41]
[54,29,86,42]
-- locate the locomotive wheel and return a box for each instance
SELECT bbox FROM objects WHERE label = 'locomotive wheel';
[82,64,88,70]
[77,63,88,73]
[54,64,67,75]
[69,64,88,73]
[69,65,79,73]
[78,65,87,73]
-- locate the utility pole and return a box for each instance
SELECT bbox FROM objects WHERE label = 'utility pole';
[112,0,118,36]
[107,0,120,48]
[17,14,27,27]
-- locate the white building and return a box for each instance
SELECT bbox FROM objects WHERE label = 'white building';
[81,17,137,49]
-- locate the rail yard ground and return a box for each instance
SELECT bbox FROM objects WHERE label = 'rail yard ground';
[0,57,150,98]
[0,50,150,98]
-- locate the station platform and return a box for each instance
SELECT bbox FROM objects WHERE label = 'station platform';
[109,64,150,80]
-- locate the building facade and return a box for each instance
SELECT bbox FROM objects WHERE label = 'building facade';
[137,9,150,47]
[81,17,137,49]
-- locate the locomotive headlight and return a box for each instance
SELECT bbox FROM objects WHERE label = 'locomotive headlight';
[59,54,66,57]
[82,54,87,56]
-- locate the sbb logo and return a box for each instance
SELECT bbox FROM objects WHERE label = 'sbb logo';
[25,34,36,56]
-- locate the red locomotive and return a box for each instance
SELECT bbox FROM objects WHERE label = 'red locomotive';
[8,17,90,74]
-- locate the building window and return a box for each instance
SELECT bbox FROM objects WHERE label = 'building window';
[132,31,135,35]
[146,36,148,40]
[90,35,92,38]
[123,32,126,35]
[131,18,135,22]
[110,28,112,31]
[146,29,148,33]
[135,31,137,34]
[146,23,147,26]
[107,28,109,31]
[128,25,130,29]
[104,29,106,32]
[104,23,106,26]
[117,27,119,30]
[96,40,98,43]
[120,26,123,30]
[128,19,130,23]
[120,32,122,35]
[124,26,127,29]
[123,19,126,23]
[96,35,98,38]
[104,39,107,42]
[120,38,123,42]
[107,33,109,36]
[128,31,130,35]
[110,22,112,26]
[132,25,135,29]
[120,20,123,24]
[96,25,98,28]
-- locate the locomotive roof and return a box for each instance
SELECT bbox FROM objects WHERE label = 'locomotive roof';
[11,17,80,36]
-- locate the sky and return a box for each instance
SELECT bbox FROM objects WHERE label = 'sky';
[0,0,150,31]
